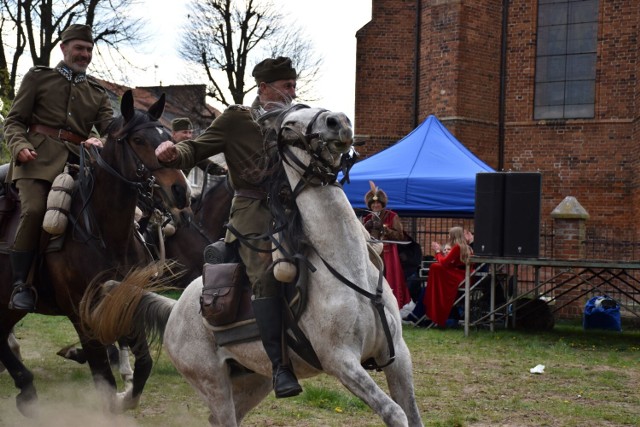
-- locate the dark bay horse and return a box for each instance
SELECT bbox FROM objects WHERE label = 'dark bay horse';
[0,90,190,416]
[149,175,233,288]
[55,175,233,374]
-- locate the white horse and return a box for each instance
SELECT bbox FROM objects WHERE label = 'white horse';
[81,105,423,427]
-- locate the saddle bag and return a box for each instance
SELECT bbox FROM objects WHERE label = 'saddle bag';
[200,262,248,326]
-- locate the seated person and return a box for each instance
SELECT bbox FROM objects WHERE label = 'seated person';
[422,226,473,327]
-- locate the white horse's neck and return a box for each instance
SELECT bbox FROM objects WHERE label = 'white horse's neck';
[283,147,369,277]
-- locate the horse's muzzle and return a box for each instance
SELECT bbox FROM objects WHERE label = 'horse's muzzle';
[172,183,190,210]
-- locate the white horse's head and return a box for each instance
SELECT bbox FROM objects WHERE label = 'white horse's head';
[259,104,355,171]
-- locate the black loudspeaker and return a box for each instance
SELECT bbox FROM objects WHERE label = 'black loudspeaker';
[502,172,541,258]
[473,173,505,257]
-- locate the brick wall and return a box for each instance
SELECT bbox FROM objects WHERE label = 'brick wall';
[503,0,639,235]
[355,0,640,237]
[355,0,418,157]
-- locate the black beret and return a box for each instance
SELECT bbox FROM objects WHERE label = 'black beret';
[252,57,297,83]
[61,24,94,44]
[171,118,193,132]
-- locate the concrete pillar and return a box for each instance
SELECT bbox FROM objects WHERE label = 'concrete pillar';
[550,196,590,317]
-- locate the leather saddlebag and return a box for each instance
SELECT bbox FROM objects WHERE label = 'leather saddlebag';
[200,262,248,326]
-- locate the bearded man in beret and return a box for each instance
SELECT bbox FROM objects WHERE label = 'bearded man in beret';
[3,24,113,311]
[155,56,302,398]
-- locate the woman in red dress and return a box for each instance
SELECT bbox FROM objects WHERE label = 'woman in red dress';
[423,226,473,327]
[363,183,411,308]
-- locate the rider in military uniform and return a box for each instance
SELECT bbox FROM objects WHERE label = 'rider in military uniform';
[3,24,113,311]
[155,57,302,399]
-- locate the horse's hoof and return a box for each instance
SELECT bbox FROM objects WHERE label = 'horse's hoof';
[115,390,140,412]
[16,386,38,418]
[57,345,87,364]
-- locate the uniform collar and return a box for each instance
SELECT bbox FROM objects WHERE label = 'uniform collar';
[56,62,87,83]
[251,96,266,119]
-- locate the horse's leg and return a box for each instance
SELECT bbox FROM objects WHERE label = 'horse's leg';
[1,328,22,373]
[164,286,240,426]
[115,333,152,411]
[383,341,424,427]
[325,353,411,427]
[230,371,272,423]
[73,326,118,412]
[168,351,240,426]
[116,337,134,386]
[0,316,38,417]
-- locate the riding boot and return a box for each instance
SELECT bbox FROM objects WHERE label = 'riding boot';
[8,250,37,311]
[252,296,302,398]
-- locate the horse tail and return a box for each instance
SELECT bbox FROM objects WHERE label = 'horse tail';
[80,262,177,346]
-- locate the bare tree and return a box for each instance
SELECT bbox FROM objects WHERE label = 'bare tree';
[180,0,321,107]
[0,0,146,100]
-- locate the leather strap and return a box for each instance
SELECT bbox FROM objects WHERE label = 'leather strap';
[234,189,267,200]
[29,124,86,144]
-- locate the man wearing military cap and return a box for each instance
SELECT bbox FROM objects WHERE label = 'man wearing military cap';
[171,117,194,142]
[170,117,226,178]
[3,23,113,311]
[156,57,301,398]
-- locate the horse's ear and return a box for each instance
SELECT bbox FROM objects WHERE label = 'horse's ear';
[121,90,135,123]
[148,93,166,121]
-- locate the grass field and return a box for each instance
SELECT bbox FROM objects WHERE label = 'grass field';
[1,314,639,426]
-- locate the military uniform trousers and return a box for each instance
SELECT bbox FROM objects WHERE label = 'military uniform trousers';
[13,179,51,251]
[228,196,279,298]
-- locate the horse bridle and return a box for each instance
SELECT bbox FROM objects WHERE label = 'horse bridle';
[275,105,353,198]
[74,118,167,246]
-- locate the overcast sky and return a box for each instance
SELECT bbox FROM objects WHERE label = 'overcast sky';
[91,0,373,125]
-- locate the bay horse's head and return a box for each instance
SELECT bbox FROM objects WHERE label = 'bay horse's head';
[103,90,190,215]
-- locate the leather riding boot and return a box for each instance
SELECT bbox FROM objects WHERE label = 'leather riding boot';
[252,296,302,398]
[8,250,37,311]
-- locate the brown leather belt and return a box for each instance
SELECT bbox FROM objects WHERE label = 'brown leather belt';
[234,189,267,200]
[29,124,86,144]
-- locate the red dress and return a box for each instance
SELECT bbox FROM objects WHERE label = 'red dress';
[423,244,467,326]
[363,210,411,308]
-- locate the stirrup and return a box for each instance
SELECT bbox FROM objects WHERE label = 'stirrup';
[8,284,38,311]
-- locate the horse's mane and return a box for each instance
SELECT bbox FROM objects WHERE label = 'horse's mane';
[105,109,167,141]
[259,105,312,263]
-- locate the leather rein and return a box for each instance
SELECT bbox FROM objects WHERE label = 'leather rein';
[71,119,165,249]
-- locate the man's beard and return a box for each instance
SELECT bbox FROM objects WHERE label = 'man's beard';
[68,56,90,73]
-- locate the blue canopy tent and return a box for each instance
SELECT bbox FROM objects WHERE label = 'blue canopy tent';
[341,115,494,217]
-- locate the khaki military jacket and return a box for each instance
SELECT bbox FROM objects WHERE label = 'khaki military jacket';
[4,61,113,182]
[165,99,272,241]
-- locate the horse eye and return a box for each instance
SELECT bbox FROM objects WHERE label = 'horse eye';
[131,136,144,145]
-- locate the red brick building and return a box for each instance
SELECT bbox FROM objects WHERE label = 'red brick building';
[355,0,639,238]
